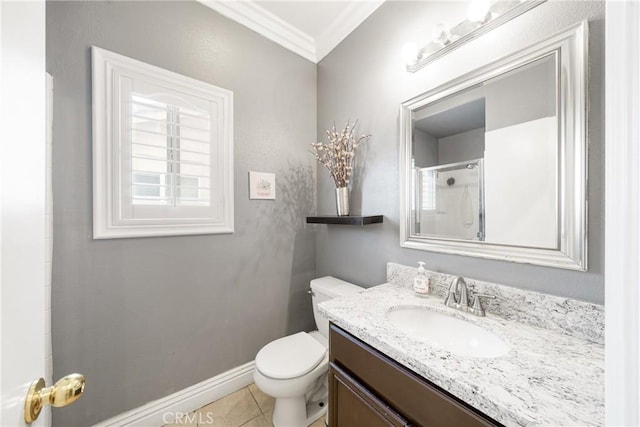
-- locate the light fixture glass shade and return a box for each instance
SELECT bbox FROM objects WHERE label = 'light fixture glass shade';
[432,22,452,46]
[467,0,491,23]
[401,42,420,63]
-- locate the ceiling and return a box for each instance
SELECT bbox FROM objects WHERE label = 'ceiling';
[415,98,486,138]
[198,0,385,63]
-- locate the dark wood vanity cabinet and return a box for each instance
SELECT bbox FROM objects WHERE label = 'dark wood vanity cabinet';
[328,324,502,427]
[329,363,409,427]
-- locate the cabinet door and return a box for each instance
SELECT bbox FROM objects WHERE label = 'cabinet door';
[329,362,409,427]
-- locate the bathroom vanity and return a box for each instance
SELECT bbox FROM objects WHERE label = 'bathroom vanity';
[329,324,499,426]
[330,20,603,427]
[320,263,604,427]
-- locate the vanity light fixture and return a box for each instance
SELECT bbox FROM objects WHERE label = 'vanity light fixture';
[404,0,547,73]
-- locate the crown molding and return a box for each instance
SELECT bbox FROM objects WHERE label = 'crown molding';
[315,1,385,61]
[199,0,316,62]
[198,1,384,63]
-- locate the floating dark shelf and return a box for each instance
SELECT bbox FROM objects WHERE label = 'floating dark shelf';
[306,215,383,226]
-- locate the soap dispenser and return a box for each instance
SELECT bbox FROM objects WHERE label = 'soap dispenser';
[413,262,430,297]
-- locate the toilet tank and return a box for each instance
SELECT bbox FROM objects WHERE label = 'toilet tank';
[311,276,363,338]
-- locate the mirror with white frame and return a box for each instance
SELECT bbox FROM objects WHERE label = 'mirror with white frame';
[400,22,588,270]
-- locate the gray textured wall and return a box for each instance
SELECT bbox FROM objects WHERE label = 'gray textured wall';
[485,55,556,131]
[413,128,438,167]
[47,2,316,425]
[438,128,485,164]
[316,0,604,303]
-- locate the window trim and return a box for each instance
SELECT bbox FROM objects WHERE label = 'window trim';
[92,46,234,239]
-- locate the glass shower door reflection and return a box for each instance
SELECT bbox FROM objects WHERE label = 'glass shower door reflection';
[415,159,484,241]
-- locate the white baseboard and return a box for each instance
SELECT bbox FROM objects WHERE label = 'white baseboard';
[93,361,256,427]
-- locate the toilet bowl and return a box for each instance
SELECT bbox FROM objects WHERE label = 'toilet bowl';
[254,332,329,427]
[253,277,363,427]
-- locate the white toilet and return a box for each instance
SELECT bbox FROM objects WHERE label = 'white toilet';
[253,276,363,427]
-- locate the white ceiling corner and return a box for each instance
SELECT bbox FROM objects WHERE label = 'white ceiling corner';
[198,1,385,63]
[315,1,385,61]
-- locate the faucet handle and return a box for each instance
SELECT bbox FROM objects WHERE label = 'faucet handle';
[470,294,495,317]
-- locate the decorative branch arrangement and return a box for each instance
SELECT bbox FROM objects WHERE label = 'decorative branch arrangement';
[309,120,370,188]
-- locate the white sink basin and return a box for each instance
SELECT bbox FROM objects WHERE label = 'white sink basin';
[386,306,509,358]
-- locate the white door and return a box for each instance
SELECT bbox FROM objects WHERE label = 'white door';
[1,1,48,425]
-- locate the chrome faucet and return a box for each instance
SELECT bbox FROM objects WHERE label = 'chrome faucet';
[457,278,470,311]
[443,276,494,317]
[443,277,457,307]
[444,277,469,311]
[444,277,467,308]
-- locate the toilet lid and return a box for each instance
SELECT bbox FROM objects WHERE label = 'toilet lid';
[256,332,327,380]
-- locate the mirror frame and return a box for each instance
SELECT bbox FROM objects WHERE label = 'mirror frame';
[399,21,588,271]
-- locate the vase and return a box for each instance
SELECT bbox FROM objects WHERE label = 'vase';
[335,187,350,216]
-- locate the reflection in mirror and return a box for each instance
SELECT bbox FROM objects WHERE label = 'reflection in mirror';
[413,159,484,241]
[400,21,587,270]
[411,55,557,249]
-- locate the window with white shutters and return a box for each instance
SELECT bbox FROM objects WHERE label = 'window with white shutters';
[129,94,211,208]
[92,47,233,239]
[421,169,437,211]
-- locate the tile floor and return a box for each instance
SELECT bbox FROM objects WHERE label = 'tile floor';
[163,383,326,427]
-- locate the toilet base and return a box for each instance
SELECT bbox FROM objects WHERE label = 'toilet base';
[271,385,327,427]
[305,385,328,425]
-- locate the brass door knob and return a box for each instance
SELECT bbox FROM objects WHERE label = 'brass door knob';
[24,373,85,423]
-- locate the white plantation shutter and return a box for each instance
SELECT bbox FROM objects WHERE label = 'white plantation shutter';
[129,93,212,207]
[92,47,233,238]
[420,169,436,211]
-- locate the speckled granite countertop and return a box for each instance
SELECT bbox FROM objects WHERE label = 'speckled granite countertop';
[319,283,604,427]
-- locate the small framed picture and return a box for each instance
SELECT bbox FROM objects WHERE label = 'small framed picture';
[249,171,276,200]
